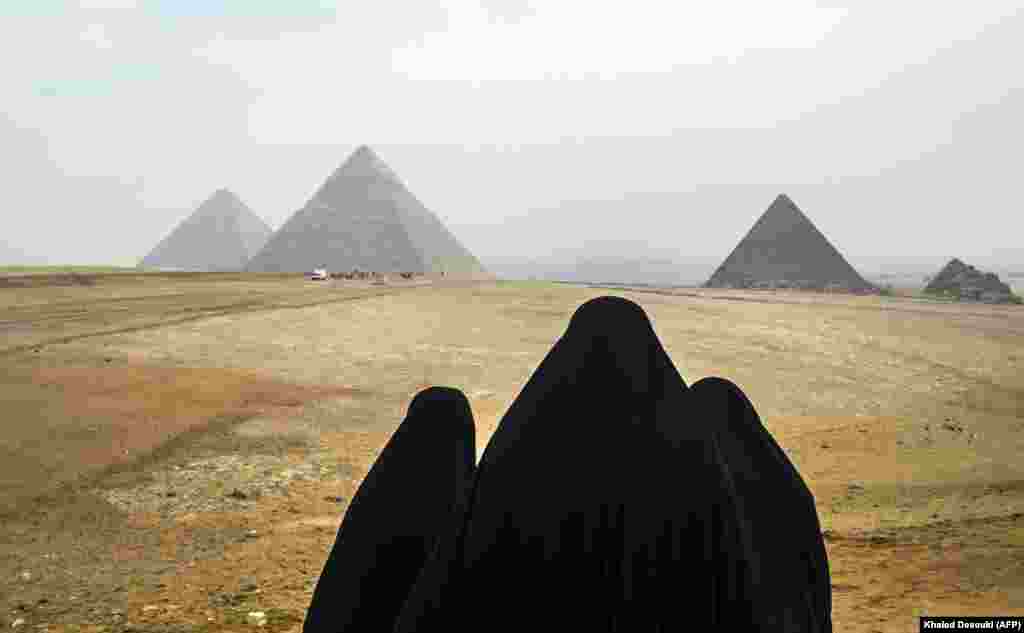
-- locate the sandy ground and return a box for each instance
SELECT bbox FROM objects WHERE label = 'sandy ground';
[1,274,1022,631]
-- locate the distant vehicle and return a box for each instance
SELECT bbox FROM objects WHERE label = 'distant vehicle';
[309,268,329,281]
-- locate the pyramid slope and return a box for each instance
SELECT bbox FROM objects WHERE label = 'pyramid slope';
[705,194,873,291]
[140,189,272,271]
[0,239,37,265]
[924,258,970,293]
[245,146,486,274]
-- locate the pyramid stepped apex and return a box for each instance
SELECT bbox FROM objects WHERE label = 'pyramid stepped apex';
[345,144,382,165]
[140,190,272,272]
[246,147,487,276]
[325,145,395,181]
[205,188,242,206]
[704,195,874,293]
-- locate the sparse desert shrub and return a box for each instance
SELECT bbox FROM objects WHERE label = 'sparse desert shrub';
[879,284,895,297]
[1009,293,1023,305]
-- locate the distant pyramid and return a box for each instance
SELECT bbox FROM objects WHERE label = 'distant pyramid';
[245,145,487,275]
[0,238,38,266]
[704,194,874,292]
[140,189,272,271]
[924,258,1014,302]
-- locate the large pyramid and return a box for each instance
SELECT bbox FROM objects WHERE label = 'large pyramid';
[245,145,486,275]
[704,194,874,292]
[140,189,272,271]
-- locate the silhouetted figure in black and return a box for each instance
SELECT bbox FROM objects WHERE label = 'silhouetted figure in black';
[302,387,476,633]
[304,296,832,632]
[687,377,832,632]
[397,296,760,630]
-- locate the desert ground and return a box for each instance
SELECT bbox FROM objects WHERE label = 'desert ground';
[1,272,1022,632]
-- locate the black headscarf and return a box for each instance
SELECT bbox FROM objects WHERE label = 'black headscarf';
[303,386,476,633]
[395,296,759,631]
[687,377,832,632]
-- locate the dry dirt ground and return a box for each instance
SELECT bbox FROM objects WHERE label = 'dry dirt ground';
[1,273,1022,632]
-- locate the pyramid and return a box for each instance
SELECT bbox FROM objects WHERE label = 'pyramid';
[704,194,874,292]
[245,146,487,275]
[924,258,1014,302]
[0,239,36,266]
[140,189,272,271]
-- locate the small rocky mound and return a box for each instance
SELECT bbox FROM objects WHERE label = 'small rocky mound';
[924,258,1017,303]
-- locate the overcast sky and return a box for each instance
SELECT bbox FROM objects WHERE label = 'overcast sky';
[1,0,1021,270]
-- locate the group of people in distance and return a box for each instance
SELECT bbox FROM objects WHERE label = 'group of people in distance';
[302,296,832,632]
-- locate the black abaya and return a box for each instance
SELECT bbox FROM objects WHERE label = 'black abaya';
[395,296,759,631]
[302,386,476,633]
[687,376,832,632]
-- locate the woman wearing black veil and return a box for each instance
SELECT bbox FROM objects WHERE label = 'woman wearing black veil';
[687,377,832,632]
[302,386,476,633]
[304,296,831,631]
[394,296,761,631]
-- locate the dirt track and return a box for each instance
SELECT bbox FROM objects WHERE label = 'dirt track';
[1,275,1022,631]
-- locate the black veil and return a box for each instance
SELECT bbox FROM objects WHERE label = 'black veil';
[688,376,832,631]
[303,386,476,633]
[395,297,759,630]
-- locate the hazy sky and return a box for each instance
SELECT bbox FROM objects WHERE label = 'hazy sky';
[2,1,1022,269]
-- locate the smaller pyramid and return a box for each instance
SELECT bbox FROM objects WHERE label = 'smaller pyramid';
[140,189,272,271]
[924,258,1015,303]
[0,239,37,266]
[705,194,874,292]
